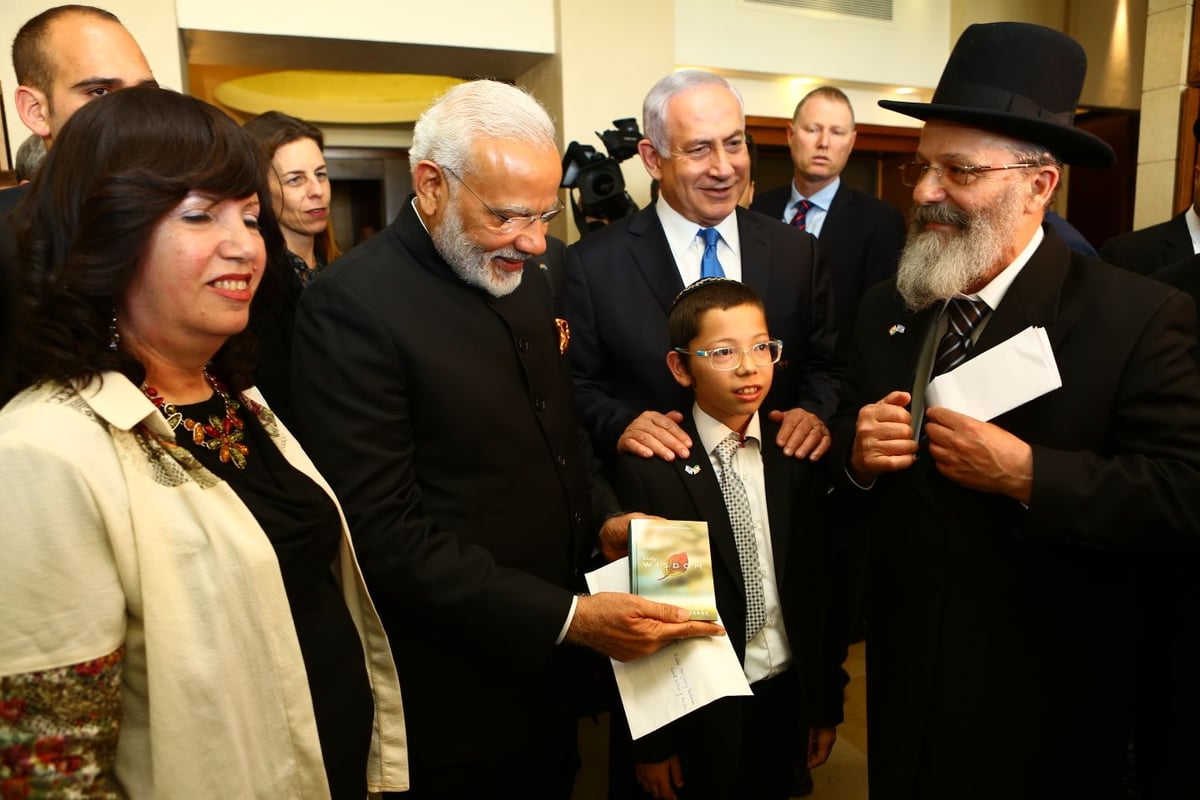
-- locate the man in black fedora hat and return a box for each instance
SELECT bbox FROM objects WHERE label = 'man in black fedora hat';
[830,21,1200,800]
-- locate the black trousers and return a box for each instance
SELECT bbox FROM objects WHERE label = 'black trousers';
[609,668,801,800]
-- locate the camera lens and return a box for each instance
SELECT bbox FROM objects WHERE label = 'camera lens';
[589,172,616,198]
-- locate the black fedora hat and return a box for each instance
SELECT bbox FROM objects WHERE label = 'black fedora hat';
[879,22,1115,167]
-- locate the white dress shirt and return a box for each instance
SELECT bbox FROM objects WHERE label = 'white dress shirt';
[656,197,743,286]
[694,404,792,683]
[1185,205,1200,255]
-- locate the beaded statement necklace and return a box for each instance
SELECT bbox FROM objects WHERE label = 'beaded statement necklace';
[142,370,249,469]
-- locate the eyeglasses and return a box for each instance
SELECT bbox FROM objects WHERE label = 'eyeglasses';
[441,165,565,232]
[898,162,1036,187]
[673,340,783,371]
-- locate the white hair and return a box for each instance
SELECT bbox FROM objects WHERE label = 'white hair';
[896,182,1026,311]
[642,70,744,157]
[409,79,557,177]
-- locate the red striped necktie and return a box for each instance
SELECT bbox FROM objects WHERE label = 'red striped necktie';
[790,199,813,231]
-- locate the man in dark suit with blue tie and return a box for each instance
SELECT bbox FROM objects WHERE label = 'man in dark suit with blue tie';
[565,70,842,469]
[752,86,906,354]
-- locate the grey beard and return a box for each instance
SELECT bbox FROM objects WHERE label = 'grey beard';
[431,200,525,298]
[895,194,1018,312]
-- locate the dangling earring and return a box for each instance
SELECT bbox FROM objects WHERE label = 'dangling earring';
[108,308,120,352]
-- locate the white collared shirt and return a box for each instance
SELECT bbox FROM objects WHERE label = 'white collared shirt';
[968,223,1044,313]
[1185,206,1200,255]
[693,404,792,683]
[656,197,743,286]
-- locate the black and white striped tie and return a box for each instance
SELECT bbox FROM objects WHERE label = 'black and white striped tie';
[931,297,989,378]
[714,433,766,641]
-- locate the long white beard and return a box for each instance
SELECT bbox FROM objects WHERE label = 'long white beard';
[431,200,526,298]
[896,186,1025,312]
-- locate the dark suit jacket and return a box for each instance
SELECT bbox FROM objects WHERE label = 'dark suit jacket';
[1153,254,1200,367]
[291,202,596,769]
[831,227,1200,800]
[565,205,842,458]
[0,184,30,385]
[752,182,905,352]
[248,251,306,429]
[0,184,27,216]
[1137,254,1200,798]
[1099,209,1192,275]
[0,185,27,383]
[531,233,568,312]
[612,414,844,791]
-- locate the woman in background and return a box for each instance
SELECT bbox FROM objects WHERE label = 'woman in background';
[243,110,341,285]
[0,87,406,798]
[242,110,340,424]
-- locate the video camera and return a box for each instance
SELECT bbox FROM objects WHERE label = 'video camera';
[561,117,642,236]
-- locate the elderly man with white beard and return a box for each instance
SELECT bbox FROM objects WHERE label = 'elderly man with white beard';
[830,22,1200,800]
[291,78,723,799]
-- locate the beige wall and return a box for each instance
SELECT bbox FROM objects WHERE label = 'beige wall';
[948,0,1147,110]
[951,0,1069,35]
[676,0,951,92]
[174,0,555,51]
[1072,0,1147,110]
[553,0,674,216]
[1133,0,1194,228]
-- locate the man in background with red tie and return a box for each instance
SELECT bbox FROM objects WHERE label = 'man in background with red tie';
[751,86,906,355]
[832,22,1200,800]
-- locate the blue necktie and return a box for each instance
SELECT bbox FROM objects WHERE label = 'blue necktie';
[698,228,724,278]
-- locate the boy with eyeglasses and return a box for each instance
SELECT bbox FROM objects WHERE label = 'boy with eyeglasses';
[607,278,846,800]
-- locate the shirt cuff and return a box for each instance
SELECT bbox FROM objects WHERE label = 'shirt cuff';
[556,594,580,645]
[845,464,876,490]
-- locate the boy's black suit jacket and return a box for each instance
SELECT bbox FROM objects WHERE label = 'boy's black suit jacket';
[613,413,845,766]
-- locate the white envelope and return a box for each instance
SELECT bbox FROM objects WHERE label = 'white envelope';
[585,558,752,739]
[926,325,1061,421]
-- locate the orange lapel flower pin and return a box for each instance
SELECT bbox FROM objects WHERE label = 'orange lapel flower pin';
[555,318,571,354]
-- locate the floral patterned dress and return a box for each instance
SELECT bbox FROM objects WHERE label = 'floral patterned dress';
[1,649,123,798]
